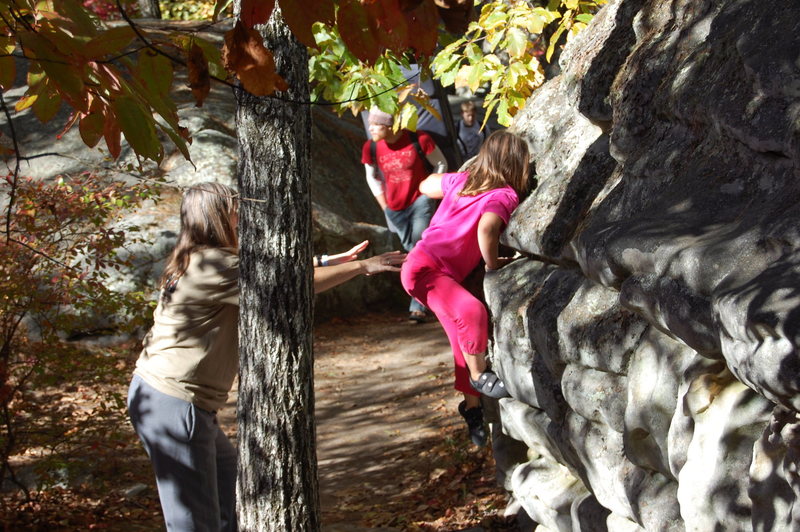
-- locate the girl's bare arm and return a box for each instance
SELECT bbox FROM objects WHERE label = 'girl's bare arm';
[419,174,445,199]
[477,212,504,270]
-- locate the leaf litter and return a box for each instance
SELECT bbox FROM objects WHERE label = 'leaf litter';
[1,312,520,531]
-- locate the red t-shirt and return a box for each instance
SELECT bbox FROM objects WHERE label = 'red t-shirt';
[361,131,436,211]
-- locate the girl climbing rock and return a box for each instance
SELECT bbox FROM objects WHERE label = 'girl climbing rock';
[400,131,530,447]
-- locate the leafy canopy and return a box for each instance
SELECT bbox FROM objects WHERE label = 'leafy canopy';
[2,0,604,164]
[310,0,606,129]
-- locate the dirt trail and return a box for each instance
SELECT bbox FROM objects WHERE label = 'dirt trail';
[218,312,521,530]
[3,313,513,530]
[314,313,460,526]
[219,312,495,529]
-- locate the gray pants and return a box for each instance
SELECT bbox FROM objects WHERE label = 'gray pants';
[128,375,237,532]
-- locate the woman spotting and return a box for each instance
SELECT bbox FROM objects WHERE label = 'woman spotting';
[400,131,530,447]
[127,182,405,531]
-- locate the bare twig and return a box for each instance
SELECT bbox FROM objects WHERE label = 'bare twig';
[0,91,21,244]
[7,237,79,272]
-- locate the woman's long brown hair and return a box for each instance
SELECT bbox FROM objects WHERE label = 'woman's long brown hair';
[160,182,239,288]
[460,130,530,197]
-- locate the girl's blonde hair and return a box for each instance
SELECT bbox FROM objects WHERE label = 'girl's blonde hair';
[460,130,530,197]
[160,182,239,288]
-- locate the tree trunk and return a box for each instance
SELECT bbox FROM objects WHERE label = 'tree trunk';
[234,5,317,531]
[137,0,161,18]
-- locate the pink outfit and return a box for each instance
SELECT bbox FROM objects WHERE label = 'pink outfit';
[401,172,519,395]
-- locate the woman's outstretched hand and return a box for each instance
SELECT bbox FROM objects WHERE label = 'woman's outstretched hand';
[313,247,406,294]
[325,240,370,266]
[362,250,407,275]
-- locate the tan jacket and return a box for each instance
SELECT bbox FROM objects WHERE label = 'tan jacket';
[134,248,239,412]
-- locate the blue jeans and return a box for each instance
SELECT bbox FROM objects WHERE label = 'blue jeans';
[385,195,436,313]
[128,375,237,532]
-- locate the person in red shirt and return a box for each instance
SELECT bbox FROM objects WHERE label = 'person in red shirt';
[362,107,447,322]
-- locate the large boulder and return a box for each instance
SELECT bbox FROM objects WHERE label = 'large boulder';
[489,0,800,529]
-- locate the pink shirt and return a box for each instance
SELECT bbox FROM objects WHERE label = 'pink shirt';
[416,172,519,282]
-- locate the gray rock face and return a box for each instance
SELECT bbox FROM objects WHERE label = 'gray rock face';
[489,0,800,529]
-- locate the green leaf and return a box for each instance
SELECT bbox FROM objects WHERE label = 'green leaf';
[465,42,483,63]
[575,13,594,23]
[482,98,499,129]
[564,0,580,9]
[32,81,62,123]
[136,49,173,97]
[84,26,136,57]
[112,96,163,163]
[486,27,504,51]
[22,33,86,110]
[505,27,528,58]
[438,67,458,87]
[373,90,396,115]
[482,10,508,30]
[124,74,179,135]
[398,103,418,131]
[54,0,99,37]
[467,62,485,93]
[546,21,568,62]
[431,48,461,76]
[496,99,512,127]
[27,65,46,88]
[213,0,234,21]
[15,94,37,112]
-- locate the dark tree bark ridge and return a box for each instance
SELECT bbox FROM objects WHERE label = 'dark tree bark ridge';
[234,5,317,531]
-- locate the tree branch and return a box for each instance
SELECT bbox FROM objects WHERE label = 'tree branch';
[0,91,21,244]
[7,237,79,272]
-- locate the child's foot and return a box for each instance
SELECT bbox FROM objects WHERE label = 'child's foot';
[408,310,427,323]
[469,370,510,399]
[458,400,487,447]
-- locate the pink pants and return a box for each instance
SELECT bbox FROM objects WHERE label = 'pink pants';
[401,248,485,396]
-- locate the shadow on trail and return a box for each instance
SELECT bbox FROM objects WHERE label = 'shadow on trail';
[312,313,468,526]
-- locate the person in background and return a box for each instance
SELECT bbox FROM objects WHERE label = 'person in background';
[127,182,406,532]
[455,100,490,162]
[400,131,529,448]
[361,107,448,323]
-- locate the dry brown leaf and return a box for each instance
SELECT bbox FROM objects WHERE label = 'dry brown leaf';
[187,43,210,107]
[222,20,288,96]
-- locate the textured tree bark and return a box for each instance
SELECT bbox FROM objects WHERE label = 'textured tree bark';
[234,5,317,531]
[136,0,161,18]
